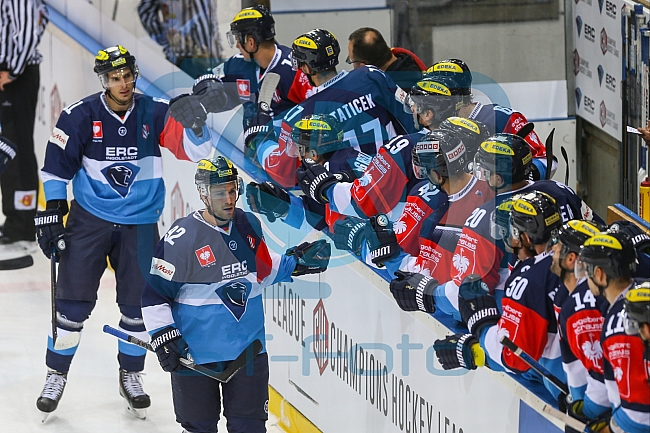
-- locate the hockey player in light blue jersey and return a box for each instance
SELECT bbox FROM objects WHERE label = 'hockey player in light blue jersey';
[142,157,330,433]
[33,45,220,420]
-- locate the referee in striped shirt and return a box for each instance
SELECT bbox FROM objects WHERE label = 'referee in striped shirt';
[0,0,48,251]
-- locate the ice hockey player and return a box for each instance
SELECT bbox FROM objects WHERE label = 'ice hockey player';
[365,128,494,280]
[579,231,650,433]
[623,280,650,383]
[246,113,370,233]
[214,5,312,126]
[433,191,567,401]
[142,157,331,433]
[386,133,600,321]
[245,28,418,188]
[33,45,218,420]
[426,59,553,180]
[551,220,611,428]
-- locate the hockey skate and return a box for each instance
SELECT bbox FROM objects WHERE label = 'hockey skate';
[36,369,67,422]
[119,369,150,419]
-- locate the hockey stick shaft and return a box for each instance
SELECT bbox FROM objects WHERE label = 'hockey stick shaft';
[103,325,261,383]
[542,404,587,432]
[545,128,555,180]
[561,146,569,186]
[500,336,569,395]
[50,248,58,347]
[258,72,281,113]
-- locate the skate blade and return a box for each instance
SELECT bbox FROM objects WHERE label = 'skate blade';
[40,411,51,423]
[123,398,147,420]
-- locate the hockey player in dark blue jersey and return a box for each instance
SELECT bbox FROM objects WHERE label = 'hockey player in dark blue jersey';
[33,45,219,420]
[245,28,419,188]
[246,113,370,233]
[434,191,567,402]
[387,133,601,322]
[142,157,330,433]
[214,5,312,126]
[579,232,650,433]
[549,220,611,427]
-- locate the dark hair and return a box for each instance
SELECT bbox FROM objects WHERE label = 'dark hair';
[348,27,393,67]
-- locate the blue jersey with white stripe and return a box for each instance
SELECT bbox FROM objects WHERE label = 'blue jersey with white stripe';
[41,92,213,224]
[142,209,296,364]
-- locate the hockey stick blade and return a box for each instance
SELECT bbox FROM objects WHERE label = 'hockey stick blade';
[516,122,535,139]
[544,128,555,180]
[561,146,569,185]
[500,336,569,395]
[257,72,280,113]
[103,325,262,383]
[0,254,33,270]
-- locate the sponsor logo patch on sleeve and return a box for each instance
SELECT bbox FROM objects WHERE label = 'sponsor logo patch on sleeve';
[150,257,176,280]
[49,127,70,149]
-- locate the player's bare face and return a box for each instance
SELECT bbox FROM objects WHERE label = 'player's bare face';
[106,68,135,104]
[208,182,238,222]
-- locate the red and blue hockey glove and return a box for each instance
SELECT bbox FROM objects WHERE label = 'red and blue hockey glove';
[389,271,436,313]
[150,327,188,373]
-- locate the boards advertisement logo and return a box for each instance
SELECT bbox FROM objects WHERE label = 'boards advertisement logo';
[597,64,604,85]
[575,87,583,108]
[583,94,596,115]
[600,28,619,56]
[575,15,583,36]
[583,21,596,42]
[313,299,329,375]
[599,101,619,131]
[599,0,617,18]
[573,50,592,78]
[598,65,617,92]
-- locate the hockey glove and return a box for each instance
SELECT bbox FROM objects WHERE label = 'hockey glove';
[286,239,331,276]
[389,271,437,313]
[566,401,611,433]
[331,216,367,255]
[243,108,276,162]
[150,327,188,373]
[433,333,485,370]
[167,94,207,134]
[0,136,17,176]
[34,202,68,259]
[366,214,401,267]
[192,74,229,113]
[246,181,291,222]
[457,274,500,336]
[296,159,338,204]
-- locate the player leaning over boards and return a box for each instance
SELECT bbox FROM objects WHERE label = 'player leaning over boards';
[33,45,223,420]
[142,157,330,433]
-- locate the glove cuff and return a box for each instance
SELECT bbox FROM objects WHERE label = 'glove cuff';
[46,199,69,217]
[415,276,436,313]
[457,334,482,369]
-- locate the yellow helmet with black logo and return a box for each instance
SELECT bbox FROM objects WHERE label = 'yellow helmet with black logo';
[291,29,340,73]
[510,190,562,245]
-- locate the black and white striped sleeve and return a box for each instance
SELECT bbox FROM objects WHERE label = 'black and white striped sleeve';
[0,0,49,79]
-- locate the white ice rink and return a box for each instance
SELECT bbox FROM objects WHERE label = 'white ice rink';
[0,250,284,433]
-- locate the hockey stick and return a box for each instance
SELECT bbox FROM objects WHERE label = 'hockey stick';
[544,128,555,180]
[500,337,587,431]
[258,72,281,114]
[561,146,569,186]
[500,336,568,395]
[516,122,535,139]
[49,249,80,351]
[103,325,262,383]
